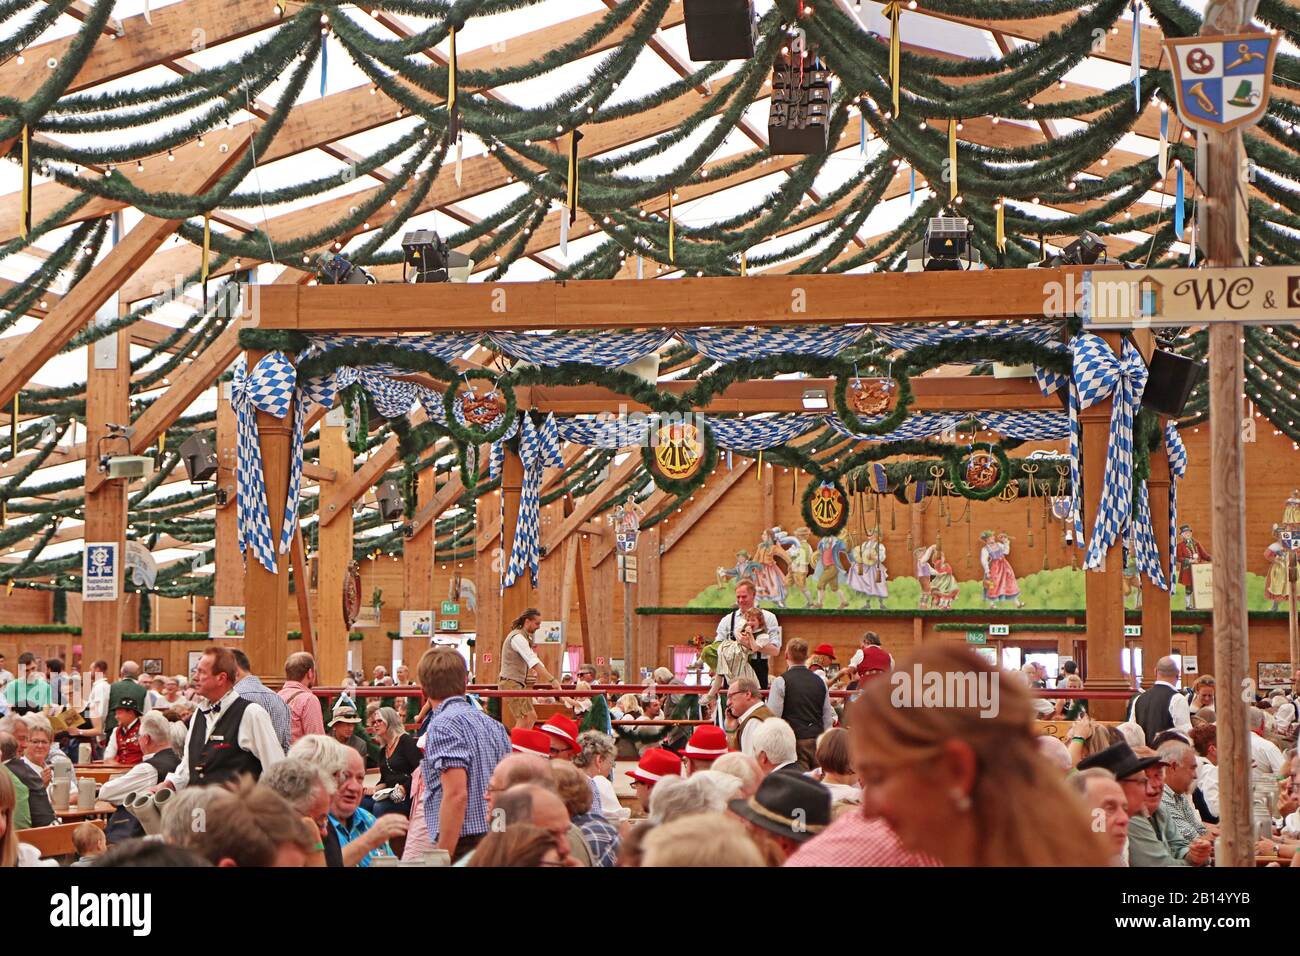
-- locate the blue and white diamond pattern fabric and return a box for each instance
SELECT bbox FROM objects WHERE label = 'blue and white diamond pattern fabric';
[868,322,1068,397]
[501,414,564,590]
[232,352,297,573]
[979,411,1071,441]
[1132,480,1167,590]
[705,415,821,449]
[357,371,421,418]
[488,330,672,368]
[488,414,521,482]
[306,333,479,365]
[680,326,865,361]
[1071,334,1148,570]
[1165,421,1188,588]
[554,415,646,449]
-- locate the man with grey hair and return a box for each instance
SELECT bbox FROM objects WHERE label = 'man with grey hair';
[160,786,224,848]
[99,711,181,806]
[1128,656,1192,745]
[1248,707,1285,774]
[263,756,338,865]
[647,772,740,825]
[749,717,799,777]
[727,676,774,757]
[1157,739,1212,845]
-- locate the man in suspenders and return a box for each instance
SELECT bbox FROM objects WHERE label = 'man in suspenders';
[714,580,781,689]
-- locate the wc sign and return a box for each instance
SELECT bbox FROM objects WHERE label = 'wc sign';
[83,542,119,602]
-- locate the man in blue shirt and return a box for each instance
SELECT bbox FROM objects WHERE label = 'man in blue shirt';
[419,648,510,862]
[328,746,404,867]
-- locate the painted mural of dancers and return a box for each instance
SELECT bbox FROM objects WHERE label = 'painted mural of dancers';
[916,543,959,609]
[787,527,816,605]
[846,528,888,609]
[812,531,850,608]
[980,530,1024,608]
[716,550,757,589]
[1265,525,1294,611]
[751,528,791,607]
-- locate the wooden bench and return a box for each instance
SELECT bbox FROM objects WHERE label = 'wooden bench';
[18,818,106,860]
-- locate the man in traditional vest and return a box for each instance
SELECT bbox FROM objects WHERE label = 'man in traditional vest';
[1129,656,1193,746]
[99,711,181,806]
[102,697,145,766]
[726,677,775,756]
[499,608,557,729]
[766,639,836,771]
[714,580,781,689]
[102,661,149,739]
[155,646,284,792]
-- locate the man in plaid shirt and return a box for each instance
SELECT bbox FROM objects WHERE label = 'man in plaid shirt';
[419,648,510,862]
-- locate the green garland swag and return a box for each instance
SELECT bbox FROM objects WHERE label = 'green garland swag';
[943,443,1013,501]
[442,372,517,444]
[640,419,717,496]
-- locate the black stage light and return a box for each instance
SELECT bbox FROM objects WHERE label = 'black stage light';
[768,38,832,154]
[318,254,376,285]
[1055,231,1106,266]
[178,431,218,483]
[402,230,450,283]
[682,0,757,61]
[375,479,405,524]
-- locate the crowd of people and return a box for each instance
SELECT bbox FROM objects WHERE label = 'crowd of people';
[2,595,1299,867]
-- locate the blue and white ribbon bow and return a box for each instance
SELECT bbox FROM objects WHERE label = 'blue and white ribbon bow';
[1131,421,1189,590]
[1164,421,1188,587]
[495,413,563,590]
[233,352,298,573]
[1069,334,1149,569]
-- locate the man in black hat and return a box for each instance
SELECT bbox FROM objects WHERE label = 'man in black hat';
[728,771,831,864]
[1079,742,1210,867]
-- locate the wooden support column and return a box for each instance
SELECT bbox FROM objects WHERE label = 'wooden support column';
[82,328,130,671]
[213,385,241,608]
[574,532,592,663]
[634,525,662,679]
[403,464,436,658]
[316,417,353,685]
[589,549,616,673]
[1081,332,1129,718]
[242,349,294,679]
[1141,444,1172,685]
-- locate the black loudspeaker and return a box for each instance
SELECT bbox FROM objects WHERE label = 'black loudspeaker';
[683,0,757,60]
[178,431,218,483]
[768,57,832,154]
[375,479,405,523]
[1141,349,1202,417]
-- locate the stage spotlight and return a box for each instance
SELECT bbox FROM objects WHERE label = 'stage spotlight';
[801,388,829,410]
[906,217,980,272]
[318,254,376,285]
[401,231,474,283]
[375,479,405,524]
[1055,231,1106,266]
[178,431,219,483]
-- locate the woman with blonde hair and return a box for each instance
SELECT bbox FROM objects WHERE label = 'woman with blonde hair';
[851,643,1112,866]
[0,769,17,867]
[1065,714,1120,767]
[641,812,765,867]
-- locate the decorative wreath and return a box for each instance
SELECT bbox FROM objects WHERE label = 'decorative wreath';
[802,478,850,536]
[833,366,912,436]
[640,418,717,496]
[443,373,516,444]
[944,443,1012,501]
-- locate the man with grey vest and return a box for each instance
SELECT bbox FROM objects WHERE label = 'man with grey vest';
[499,608,557,729]
[766,639,835,770]
[1129,656,1192,746]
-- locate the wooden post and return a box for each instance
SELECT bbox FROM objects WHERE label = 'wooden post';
[589,550,616,674]
[481,447,543,685]
[402,463,436,668]
[574,532,593,663]
[82,328,130,671]
[1199,0,1254,870]
[242,348,294,679]
[1141,444,1173,684]
[635,524,661,678]
[213,384,241,609]
[1080,331,1130,718]
[316,417,353,685]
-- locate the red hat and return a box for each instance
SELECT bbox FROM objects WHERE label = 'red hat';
[510,727,552,759]
[539,714,581,754]
[857,645,892,677]
[813,643,836,658]
[683,724,728,761]
[626,747,682,785]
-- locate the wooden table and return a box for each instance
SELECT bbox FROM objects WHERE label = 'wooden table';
[73,764,126,783]
[57,801,116,822]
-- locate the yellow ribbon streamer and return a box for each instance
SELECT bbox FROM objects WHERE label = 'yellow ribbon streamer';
[996,200,1006,252]
[883,3,902,117]
[948,119,958,201]
[740,250,747,276]
[19,124,31,240]
[667,190,675,263]
[11,394,17,458]
[756,449,763,482]
[158,430,166,456]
